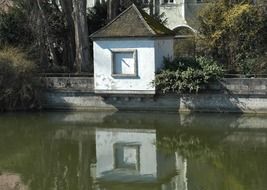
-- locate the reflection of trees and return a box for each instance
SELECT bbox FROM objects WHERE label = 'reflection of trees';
[157,129,226,159]
[188,145,267,190]
[157,128,267,190]
[1,112,267,190]
[0,115,96,190]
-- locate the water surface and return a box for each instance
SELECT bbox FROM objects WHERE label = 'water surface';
[0,112,267,190]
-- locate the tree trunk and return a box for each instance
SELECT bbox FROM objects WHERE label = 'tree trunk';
[27,0,49,70]
[59,0,76,72]
[72,0,90,72]
[149,0,154,15]
[36,0,59,68]
[108,0,121,20]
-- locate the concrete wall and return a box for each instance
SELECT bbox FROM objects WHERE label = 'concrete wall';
[93,39,156,94]
[42,77,267,95]
[42,91,267,113]
[159,0,187,29]
[208,78,267,95]
[42,78,267,113]
[41,77,94,91]
[155,38,174,72]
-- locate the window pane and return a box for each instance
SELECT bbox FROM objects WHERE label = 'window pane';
[114,144,140,170]
[113,52,135,75]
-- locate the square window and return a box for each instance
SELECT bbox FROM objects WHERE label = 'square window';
[114,143,140,171]
[111,49,137,77]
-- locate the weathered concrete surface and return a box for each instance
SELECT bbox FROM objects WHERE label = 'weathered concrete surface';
[41,77,267,95]
[208,78,267,95]
[41,77,267,113]
[41,77,94,91]
[42,91,267,113]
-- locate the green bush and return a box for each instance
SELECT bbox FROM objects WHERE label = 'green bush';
[197,1,267,73]
[0,6,33,47]
[0,47,40,111]
[162,56,201,71]
[154,57,223,93]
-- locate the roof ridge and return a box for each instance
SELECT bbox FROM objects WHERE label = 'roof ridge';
[131,4,156,35]
[90,3,174,38]
[90,4,135,38]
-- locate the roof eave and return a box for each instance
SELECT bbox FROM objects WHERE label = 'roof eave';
[91,35,175,40]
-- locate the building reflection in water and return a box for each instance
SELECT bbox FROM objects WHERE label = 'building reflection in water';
[2,112,267,190]
[91,128,188,190]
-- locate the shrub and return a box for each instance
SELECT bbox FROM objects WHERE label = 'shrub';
[162,56,201,71]
[0,6,34,47]
[197,1,267,72]
[154,57,223,93]
[0,47,40,111]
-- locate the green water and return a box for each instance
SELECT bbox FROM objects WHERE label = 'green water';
[0,111,267,190]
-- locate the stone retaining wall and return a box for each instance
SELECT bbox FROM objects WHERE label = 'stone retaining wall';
[207,78,267,95]
[42,77,267,113]
[41,77,267,95]
[42,92,267,113]
[41,77,94,91]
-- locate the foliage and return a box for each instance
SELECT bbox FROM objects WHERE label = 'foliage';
[157,132,221,159]
[197,0,267,74]
[87,1,108,35]
[174,37,195,57]
[0,4,34,47]
[150,12,168,26]
[154,57,223,93]
[0,47,40,111]
[0,0,93,73]
[0,0,72,72]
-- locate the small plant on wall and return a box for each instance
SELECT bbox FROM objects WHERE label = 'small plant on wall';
[154,57,223,93]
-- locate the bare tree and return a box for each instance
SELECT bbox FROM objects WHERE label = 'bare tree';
[59,0,76,71]
[108,0,123,20]
[72,0,90,72]
[36,0,59,67]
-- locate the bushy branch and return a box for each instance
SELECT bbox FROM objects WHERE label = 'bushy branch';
[154,57,223,93]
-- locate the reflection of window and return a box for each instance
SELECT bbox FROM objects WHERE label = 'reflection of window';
[196,0,203,3]
[114,143,140,171]
[111,49,137,77]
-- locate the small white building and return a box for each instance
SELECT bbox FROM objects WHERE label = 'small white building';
[91,4,174,94]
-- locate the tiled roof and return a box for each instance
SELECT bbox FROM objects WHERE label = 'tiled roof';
[90,4,174,39]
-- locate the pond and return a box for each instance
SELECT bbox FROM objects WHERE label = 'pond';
[0,111,267,190]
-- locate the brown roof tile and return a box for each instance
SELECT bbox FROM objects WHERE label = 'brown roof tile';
[90,4,174,39]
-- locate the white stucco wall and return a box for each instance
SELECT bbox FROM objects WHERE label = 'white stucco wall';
[159,0,187,29]
[155,38,174,72]
[94,39,156,94]
[88,0,203,30]
[95,128,157,180]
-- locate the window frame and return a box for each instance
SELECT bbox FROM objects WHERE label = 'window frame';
[111,48,138,78]
[113,143,141,171]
